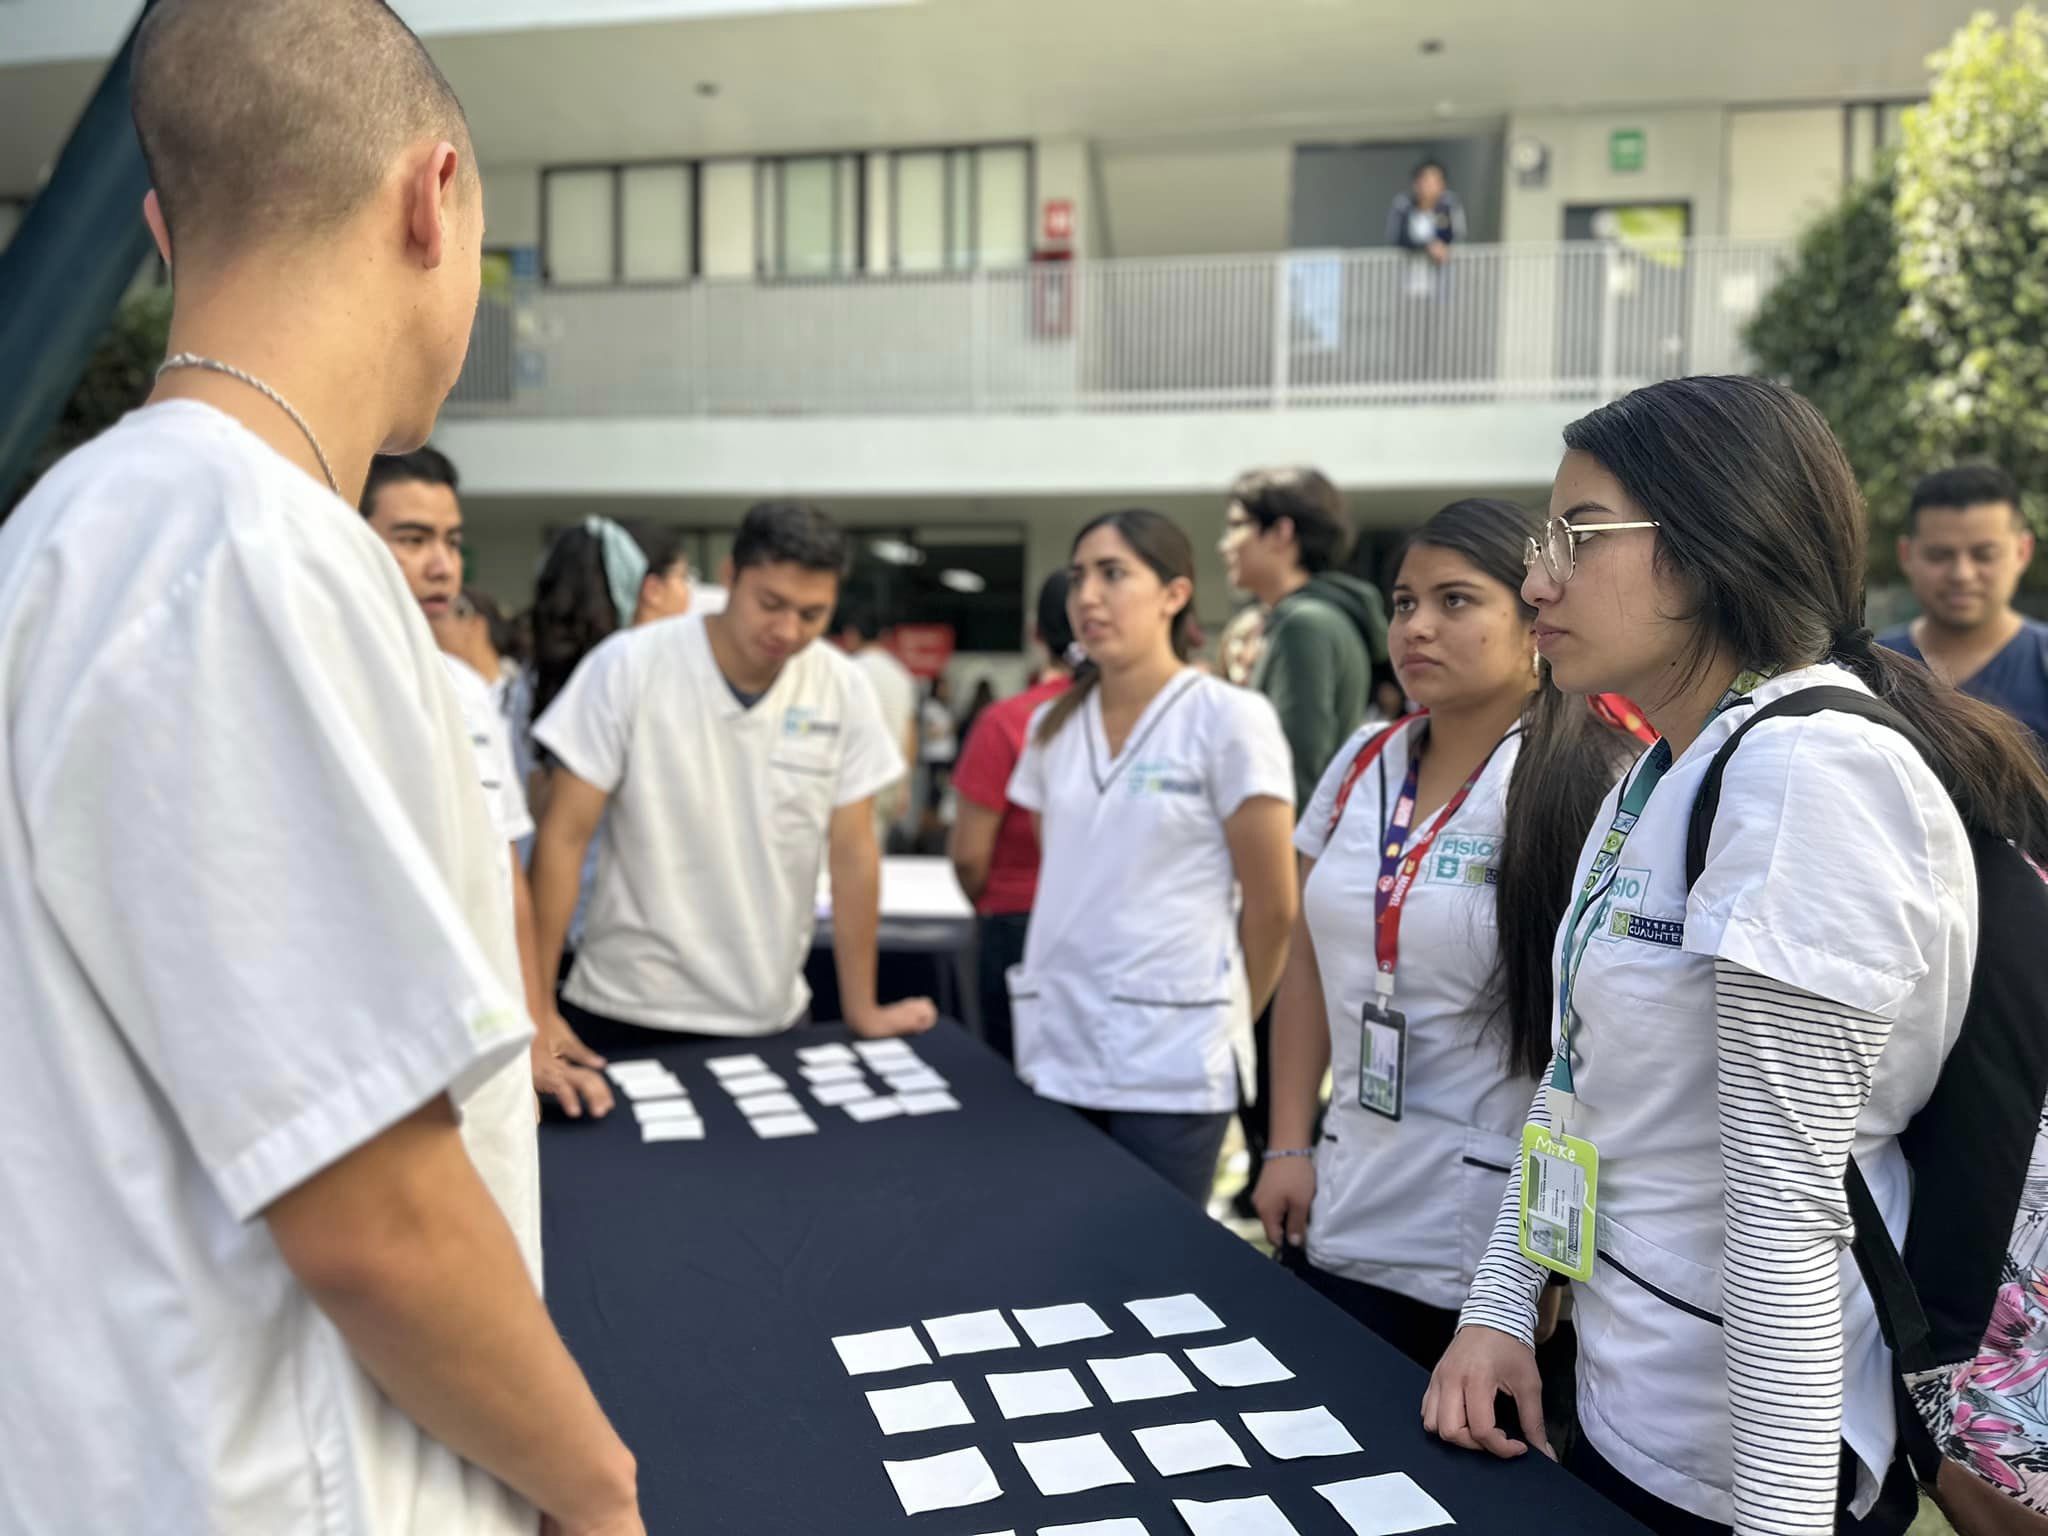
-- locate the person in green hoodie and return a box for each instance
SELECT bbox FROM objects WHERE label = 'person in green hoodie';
[1221,466,1389,1204]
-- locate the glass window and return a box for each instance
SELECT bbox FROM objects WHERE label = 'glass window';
[620,165,692,283]
[895,152,946,273]
[779,157,838,277]
[947,151,974,270]
[699,162,756,277]
[975,147,1029,268]
[544,168,615,284]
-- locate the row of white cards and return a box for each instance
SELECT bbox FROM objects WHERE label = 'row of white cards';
[866,1369,1338,1440]
[833,1294,1235,1377]
[889,1448,1450,1535]
[706,1057,820,1139]
[605,1061,708,1143]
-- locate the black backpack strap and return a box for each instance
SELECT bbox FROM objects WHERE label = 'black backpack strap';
[1683,686,1932,891]
[1684,685,1951,1482]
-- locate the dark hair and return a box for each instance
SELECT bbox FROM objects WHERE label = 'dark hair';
[837,601,885,643]
[1401,499,1643,1079]
[1412,159,1447,183]
[1564,376,2048,862]
[133,0,473,258]
[1230,467,1353,575]
[731,501,848,579]
[459,586,523,665]
[529,519,670,725]
[359,446,458,518]
[1905,462,2025,535]
[1035,568,1076,659]
[1037,509,1198,744]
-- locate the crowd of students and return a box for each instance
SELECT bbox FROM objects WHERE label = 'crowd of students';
[6,4,2048,1535]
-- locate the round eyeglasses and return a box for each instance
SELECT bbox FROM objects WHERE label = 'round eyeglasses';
[1523,515,1661,584]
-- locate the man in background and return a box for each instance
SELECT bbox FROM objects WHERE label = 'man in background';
[1880,463,2048,747]
[1387,160,1464,269]
[949,571,1073,1063]
[1219,466,1387,1201]
[837,602,919,847]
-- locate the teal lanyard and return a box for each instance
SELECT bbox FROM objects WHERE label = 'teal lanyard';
[1549,673,1767,1099]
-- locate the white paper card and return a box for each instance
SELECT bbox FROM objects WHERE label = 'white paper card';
[811,1080,876,1107]
[605,1059,672,1083]
[639,1119,705,1142]
[1088,1352,1196,1403]
[1014,1302,1112,1348]
[882,1446,1002,1517]
[797,1042,858,1066]
[855,1037,918,1060]
[924,1309,1020,1357]
[882,1068,949,1093]
[705,1054,770,1078]
[618,1076,686,1101]
[1013,1432,1134,1497]
[1125,1293,1224,1339]
[801,1062,866,1085]
[834,1326,932,1377]
[750,1111,817,1138]
[720,1072,788,1098]
[1131,1419,1248,1477]
[1314,1475,1454,1536]
[900,1090,963,1116]
[737,1091,804,1118]
[986,1367,1091,1420]
[1184,1339,1294,1389]
[1172,1494,1301,1536]
[1041,1523,1151,1536]
[865,1379,975,1436]
[845,1096,906,1123]
[632,1099,700,1122]
[1240,1406,1362,1461]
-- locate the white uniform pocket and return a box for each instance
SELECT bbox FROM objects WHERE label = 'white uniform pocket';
[767,753,835,848]
[1102,969,1234,1103]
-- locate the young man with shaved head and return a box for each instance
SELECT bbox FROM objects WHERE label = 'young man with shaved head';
[0,2,640,1533]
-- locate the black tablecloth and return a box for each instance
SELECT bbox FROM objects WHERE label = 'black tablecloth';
[541,1022,1644,1536]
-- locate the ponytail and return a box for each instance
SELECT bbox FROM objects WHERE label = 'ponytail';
[1036,654,1101,744]
[1493,681,1643,1078]
[1830,630,2048,863]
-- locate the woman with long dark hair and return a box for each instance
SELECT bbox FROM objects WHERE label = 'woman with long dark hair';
[1428,377,2048,1536]
[1254,498,1640,1368]
[1006,509,1298,1202]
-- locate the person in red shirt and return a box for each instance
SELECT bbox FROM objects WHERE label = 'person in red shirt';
[948,571,1075,1062]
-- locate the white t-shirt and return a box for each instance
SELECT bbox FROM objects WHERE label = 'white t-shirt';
[851,645,918,760]
[0,401,539,1535]
[1293,720,1536,1310]
[445,653,535,845]
[1006,672,1294,1113]
[1556,663,1976,1521]
[534,613,903,1035]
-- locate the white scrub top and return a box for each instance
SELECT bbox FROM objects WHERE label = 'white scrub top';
[534,612,904,1035]
[444,652,536,845]
[1006,671,1294,1114]
[1294,719,1535,1310]
[0,401,539,1536]
[1556,663,1975,1522]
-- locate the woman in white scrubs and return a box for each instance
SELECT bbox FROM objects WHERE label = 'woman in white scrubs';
[1007,509,1298,1202]
[1254,499,1639,1368]
[1427,377,2048,1536]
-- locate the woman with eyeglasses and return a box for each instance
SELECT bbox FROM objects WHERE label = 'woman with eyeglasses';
[1253,500,1640,1369]
[1426,377,2048,1536]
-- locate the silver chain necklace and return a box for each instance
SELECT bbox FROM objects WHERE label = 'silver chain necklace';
[157,353,339,494]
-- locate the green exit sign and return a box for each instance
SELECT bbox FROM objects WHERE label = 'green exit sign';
[1609,128,1646,173]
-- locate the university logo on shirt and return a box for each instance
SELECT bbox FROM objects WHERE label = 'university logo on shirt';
[782,706,842,739]
[1595,867,1684,947]
[1425,832,1499,888]
[1124,760,1203,798]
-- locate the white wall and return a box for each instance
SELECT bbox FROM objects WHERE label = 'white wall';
[1033,137,1094,256]
[1501,107,1727,243]
[1094,142,1292,257]
[1726,107,1844,240]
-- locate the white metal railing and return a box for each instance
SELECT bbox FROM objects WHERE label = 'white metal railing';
[443,239,1793,420]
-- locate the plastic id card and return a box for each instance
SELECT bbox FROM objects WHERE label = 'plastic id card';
[1517,1124,1598,1281]
[1357,1002,1406,1121]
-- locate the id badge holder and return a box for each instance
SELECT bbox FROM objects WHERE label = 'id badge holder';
[1517,1123,1599,1282]
[1358,987,1407,1121]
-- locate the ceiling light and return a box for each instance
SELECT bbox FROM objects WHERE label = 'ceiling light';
[939,569,986,594]
[869,538,924,567]
[1419,37,1445,55]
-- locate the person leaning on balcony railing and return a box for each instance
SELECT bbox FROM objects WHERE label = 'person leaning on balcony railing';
[1387,159,1466,270]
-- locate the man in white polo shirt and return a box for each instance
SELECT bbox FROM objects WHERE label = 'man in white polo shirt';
[361,446,615,1119]
[532,501,938,1043]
